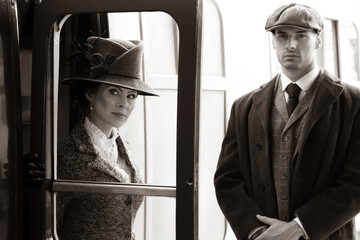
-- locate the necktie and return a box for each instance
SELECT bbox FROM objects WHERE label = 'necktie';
[285,83,301,116]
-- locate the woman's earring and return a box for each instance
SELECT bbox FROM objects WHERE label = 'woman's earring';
[90,103,94,110]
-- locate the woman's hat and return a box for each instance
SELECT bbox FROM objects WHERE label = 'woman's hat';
[62,36,158,96]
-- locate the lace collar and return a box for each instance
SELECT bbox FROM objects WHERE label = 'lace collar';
[84,117,119,164]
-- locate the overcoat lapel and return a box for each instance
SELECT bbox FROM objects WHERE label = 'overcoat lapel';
[116,136,142,183]
[294,71,343,156]
[87,137,140,183]
[71,119,135,183]
[252,76,278,139]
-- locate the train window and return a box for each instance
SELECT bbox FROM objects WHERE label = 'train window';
[318,19,360,85]
[53,12,179,239]
[317,19,338,77]
[338,20,360,82]
[29,0,201,238]
[202,1,225,77]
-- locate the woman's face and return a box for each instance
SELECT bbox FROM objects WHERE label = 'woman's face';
[86,84,138,136]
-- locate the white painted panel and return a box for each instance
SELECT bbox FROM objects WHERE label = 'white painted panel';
[199,90,226,240]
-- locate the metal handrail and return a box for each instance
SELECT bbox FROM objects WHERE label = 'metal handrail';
[52,179,176,197]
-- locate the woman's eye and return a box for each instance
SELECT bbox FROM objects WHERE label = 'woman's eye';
[128,93,138,99]
[109,89,119,95]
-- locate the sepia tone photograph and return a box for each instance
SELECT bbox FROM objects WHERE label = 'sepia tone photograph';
[1,0,360,239]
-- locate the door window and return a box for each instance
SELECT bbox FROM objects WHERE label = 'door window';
[52,10,190,240]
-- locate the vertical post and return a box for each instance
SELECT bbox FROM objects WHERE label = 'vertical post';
[175,0,202,239]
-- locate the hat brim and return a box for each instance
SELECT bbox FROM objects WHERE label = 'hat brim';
[266,24,320,32]
[62,74,159,97]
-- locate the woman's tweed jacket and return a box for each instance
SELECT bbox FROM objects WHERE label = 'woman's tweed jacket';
[57,119,144,240]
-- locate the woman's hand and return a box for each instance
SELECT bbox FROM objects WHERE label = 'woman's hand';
[24,152,45,183]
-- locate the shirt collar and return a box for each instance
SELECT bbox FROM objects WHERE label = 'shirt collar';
[281,65,320,91]
[84,117,119,148]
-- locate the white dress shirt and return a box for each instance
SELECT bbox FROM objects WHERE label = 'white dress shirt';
[281,65,320,103]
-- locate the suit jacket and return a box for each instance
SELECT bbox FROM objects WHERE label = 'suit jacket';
[57,119,143,240]
[214,70,360,240]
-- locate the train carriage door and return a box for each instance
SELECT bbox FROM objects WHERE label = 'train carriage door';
[28,0,202,239]
[0,0,24,239]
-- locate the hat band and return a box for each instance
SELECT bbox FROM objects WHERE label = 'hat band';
[89,70,141,80]
[107,68,141,79]
[89,63,141,80]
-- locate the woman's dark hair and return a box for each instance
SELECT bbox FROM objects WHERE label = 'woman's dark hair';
[70,81,100,118]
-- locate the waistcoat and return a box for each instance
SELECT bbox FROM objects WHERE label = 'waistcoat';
[270,78,317,221]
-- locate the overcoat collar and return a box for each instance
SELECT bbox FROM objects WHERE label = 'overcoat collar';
[252,69,344,155]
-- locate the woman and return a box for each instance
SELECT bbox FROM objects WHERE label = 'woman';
[56,36,158,240]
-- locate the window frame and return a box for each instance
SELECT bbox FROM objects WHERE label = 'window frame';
[29,0,202,239]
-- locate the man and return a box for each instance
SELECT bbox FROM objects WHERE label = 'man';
[214,3,360,240]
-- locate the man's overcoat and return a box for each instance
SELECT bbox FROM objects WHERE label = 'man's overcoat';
[214,70,360,240]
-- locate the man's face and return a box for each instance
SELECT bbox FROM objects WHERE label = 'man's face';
[272,27,321,77]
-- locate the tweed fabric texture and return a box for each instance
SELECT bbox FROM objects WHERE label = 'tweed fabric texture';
[57,119,143,240]
[265,3,324,32]
[214,69,360,240]
[271,78,317,221]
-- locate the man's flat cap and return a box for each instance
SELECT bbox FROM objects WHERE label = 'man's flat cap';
[265,3,323,32]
